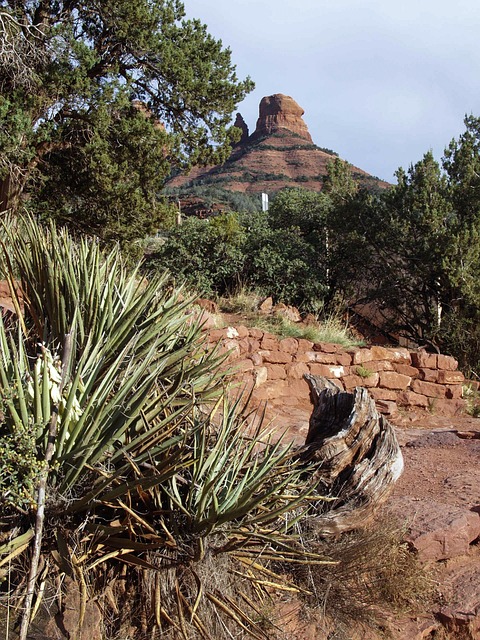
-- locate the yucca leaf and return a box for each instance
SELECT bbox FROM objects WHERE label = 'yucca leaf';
[0,530,34,564]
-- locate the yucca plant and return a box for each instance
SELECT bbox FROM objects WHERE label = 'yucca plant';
[0,215,329,639]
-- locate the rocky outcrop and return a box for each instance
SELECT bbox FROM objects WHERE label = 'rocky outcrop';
[251,93,313,142]
[167,92,388,196]
[233,112,249,144]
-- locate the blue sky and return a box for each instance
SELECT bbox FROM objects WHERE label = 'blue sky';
[183,0,480,181]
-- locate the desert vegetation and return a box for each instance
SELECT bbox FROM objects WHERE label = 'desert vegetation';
[0,215,315,638]
[0,216,428,638]
[0,1,478,637]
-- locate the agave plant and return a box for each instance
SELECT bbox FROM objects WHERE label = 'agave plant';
[0,215,329,639]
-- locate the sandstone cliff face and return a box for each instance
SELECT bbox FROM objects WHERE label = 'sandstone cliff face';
[251,93,313,142]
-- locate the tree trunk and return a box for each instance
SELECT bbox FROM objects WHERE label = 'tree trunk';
[0,174,12,212]
[0,172,25,213]
[301,374,404,535]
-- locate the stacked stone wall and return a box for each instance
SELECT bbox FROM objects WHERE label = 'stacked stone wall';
[207,326,466,416]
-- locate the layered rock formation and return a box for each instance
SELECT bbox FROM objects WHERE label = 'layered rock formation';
[251,93,312,142]
[168,93,387,196]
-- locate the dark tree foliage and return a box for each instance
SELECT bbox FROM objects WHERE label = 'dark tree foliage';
[146,190,332,311]
[0,1,253,245]
[150,212,247,296]
[329,118,480,373]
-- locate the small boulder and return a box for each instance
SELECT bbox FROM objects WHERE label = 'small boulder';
[258,296,273,314]
[273,302,301,322]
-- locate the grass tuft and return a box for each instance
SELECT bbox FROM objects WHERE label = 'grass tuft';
[355,364,375,379]
[463,382,480,417]
[251,314,364,348]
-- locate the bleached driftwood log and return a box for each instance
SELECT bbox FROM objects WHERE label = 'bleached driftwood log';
[301,374,404,535]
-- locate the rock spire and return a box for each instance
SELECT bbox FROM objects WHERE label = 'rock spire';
[233,113,249,144]
[251,93,313,142]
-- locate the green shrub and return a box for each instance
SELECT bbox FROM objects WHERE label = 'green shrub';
[355,364,375,379]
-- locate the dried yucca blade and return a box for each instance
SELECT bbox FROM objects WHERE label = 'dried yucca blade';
[0,530,34,566]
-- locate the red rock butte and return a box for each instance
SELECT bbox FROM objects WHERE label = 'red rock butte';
[251,93,313,142]
[167,92,388,196]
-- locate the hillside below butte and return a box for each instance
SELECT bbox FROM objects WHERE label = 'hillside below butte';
[168,93,388,196]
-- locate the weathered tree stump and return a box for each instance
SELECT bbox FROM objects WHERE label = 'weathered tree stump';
[301,374,404,535]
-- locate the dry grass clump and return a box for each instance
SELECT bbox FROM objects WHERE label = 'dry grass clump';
[288,516,433,638]
[463,382,480,417]
[218,289,262,314]
[218,291,363,348]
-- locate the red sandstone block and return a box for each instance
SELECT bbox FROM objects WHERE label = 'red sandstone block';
[252,379,287,400]
[286,378,310,396]
[249,328,264,339]
[221,339,241,361]
[232,359,254,373]
[429,398,465,416]
[411,379,446,398]
[343,375,362,390]
[411,352,437,368]
[306,351,337,364]
[383,347,412,364]
[352,349,373,364]
[236,325,250,338]
[308,363,345,378]
[437,370,464,384]
[265,364,287,380]
[396,390,430,408]
[237,338,251,354]
[261,336,279,350]
[436,354,458,371]
[343,372,379,390]
[393,363,420,377]
[208,328,228,341]
[293,352,311,363]
[418,368,439,383]
[261,350,293,365]
[369,346,391,360]
[246,338,261,353]
[313,342,338,353]
[336,352,353,366]
[251,386,270,401]
[365,360,394,373]
[369,388,398,402]
[285,362,310,379]
[446,385,463,399]
[279,337,299,354]
[297,338,314,352]
[249,352,263,366]
[379,371,411,390]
